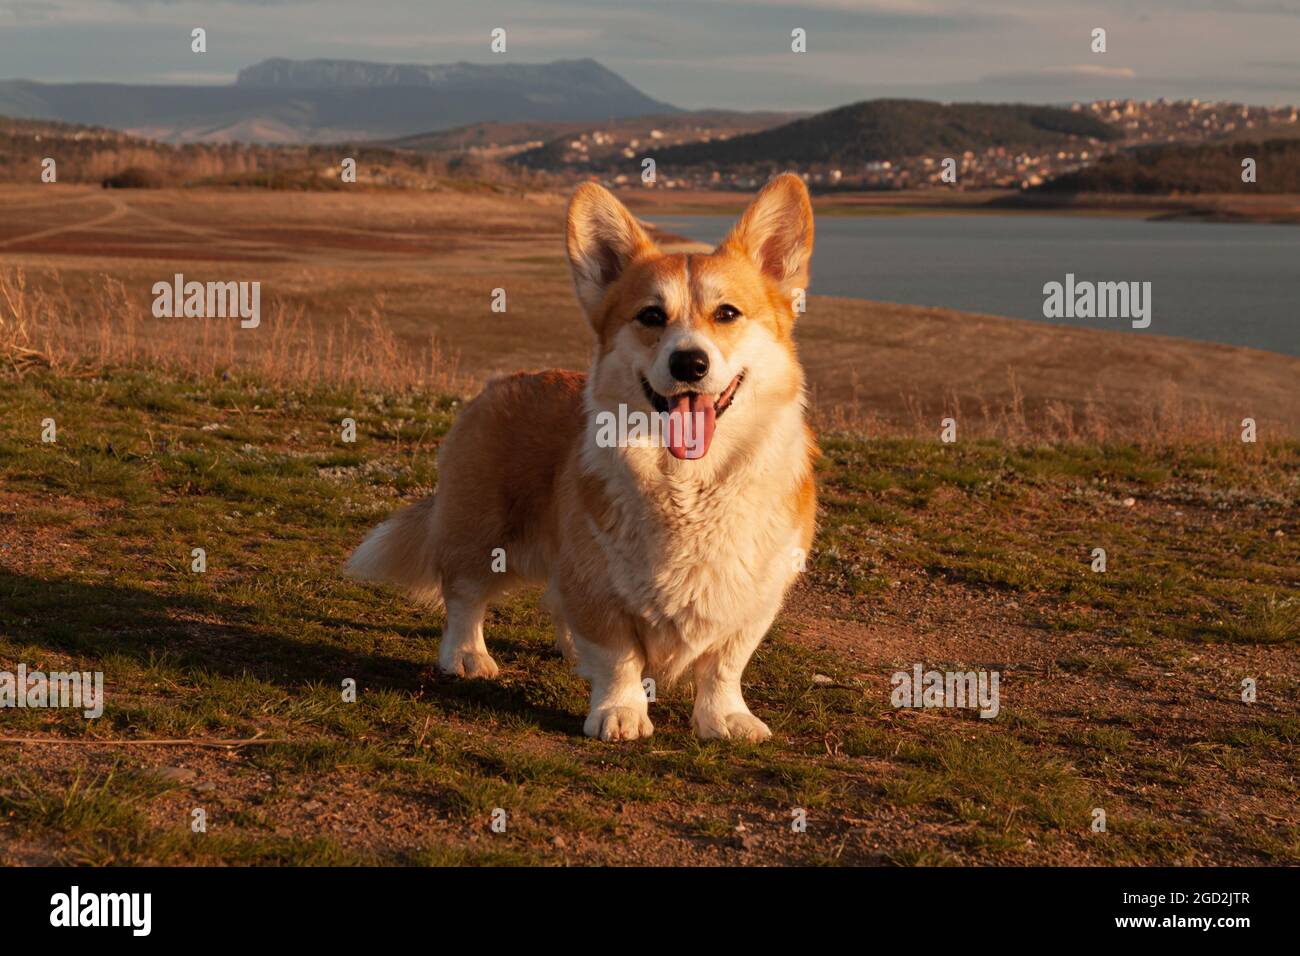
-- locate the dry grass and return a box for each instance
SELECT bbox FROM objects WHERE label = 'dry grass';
[0,118,556,191]
[0,266,465,394]
[0,264,1284,451]
[810,361,1259,446]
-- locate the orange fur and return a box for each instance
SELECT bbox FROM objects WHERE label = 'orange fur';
[347,174,819,741]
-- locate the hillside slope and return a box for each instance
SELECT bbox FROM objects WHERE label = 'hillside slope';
[654,99,1119,167]
[1038,138,1300,194]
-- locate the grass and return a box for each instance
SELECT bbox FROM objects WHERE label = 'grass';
[0,266,464,393]
[0,365,1296,865]
[1208,594,1300,645]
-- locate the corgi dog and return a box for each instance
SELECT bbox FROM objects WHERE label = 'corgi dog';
[345,174,817,742]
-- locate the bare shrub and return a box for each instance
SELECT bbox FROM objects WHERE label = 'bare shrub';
[101,166,165,189]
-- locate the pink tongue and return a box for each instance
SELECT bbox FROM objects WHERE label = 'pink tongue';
[667,393,716,460]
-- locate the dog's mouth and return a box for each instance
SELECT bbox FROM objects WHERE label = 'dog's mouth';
[640,371,744,461]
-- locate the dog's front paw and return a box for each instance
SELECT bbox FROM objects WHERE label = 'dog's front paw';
[584,706,653,742]
[692,709,772,742]
[439,648,500,679]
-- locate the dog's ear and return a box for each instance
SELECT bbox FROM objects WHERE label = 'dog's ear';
[719,172,814,301]
[566,182,659,318]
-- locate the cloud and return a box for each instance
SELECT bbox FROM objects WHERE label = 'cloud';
[995,65,1139,80]
[105,0,308,5]
[147,70,239,83]
[1,0,1297,107]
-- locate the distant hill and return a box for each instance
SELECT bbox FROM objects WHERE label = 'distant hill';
[1212,122,1300,145]
[0,58,678,144]
[651,99,1120,168]
[390,111,796,153]
[0,115,553,190]
[383,120,591,154]
[503,110,798,169]
[1037,138,1300,194]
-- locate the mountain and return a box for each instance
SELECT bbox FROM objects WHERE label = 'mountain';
[0,58,678,144]
[652,99,1120,167]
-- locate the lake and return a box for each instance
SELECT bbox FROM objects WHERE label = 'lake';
[651,213,1300,357]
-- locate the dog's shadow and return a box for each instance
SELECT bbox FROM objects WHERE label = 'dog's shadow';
[0,569,581,736]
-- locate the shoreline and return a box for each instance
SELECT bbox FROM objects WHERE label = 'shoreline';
[621,187,1300,225]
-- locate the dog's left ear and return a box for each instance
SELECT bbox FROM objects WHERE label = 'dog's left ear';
[566,182,659,319]
[719,172,814,301]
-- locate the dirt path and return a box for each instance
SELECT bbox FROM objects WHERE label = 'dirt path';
[0,192,127,248]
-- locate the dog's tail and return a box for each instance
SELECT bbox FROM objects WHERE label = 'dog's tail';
[343,495,443,606]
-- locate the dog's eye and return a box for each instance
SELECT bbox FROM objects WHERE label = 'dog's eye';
[636,306,667,327]
[714,304,741,323]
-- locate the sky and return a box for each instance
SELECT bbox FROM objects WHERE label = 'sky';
[1,0,1298,109]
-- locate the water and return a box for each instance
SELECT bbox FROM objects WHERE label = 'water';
[652,213,1300,357]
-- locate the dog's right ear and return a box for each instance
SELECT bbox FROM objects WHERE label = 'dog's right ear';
[566,183,658,319]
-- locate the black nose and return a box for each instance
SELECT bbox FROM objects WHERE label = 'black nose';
[669,349,709,383]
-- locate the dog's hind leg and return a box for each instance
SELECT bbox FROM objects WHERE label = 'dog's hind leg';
[543,583,576,663]
[438,580,499,679]
[553,619,577,664]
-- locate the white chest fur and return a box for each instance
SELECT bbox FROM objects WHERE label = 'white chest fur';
[579,404,808,673]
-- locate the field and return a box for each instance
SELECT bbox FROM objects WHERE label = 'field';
[0,182,1297,865]
[4,184,1299,436]
[0,367,1296,865]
